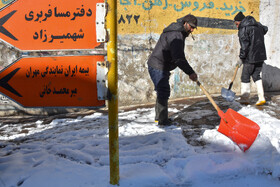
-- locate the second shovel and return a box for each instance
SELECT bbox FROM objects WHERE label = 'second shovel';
[221,65,239,102]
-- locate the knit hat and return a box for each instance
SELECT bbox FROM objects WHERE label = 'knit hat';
[182,14,197,28]
[234,12,245,21]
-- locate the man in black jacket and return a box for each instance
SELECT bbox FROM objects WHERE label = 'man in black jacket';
[234,12,268,106]
[147,14,198,126]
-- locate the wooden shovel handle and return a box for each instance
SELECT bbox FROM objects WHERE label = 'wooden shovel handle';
[196,81,221,113]
[228,65,239,90]
[231,65,239,83]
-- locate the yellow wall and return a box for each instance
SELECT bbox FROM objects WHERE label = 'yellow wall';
[0,0,14,9]
[118,0,260,34]
[1,0,260,35]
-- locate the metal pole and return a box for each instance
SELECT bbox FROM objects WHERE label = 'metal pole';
[106,0,119,185]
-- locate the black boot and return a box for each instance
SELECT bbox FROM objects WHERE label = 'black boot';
[155,98,159,122]
[155,98,172,126]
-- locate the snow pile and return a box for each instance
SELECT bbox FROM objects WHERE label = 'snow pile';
[1,105,280,187]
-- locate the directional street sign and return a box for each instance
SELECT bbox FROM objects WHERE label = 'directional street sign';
[0,56,106,107]
[0,0,105,51]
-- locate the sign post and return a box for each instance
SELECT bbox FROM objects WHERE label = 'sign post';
[107,0,119,185]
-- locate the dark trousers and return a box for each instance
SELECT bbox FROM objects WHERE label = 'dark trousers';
[241,62,263,83]
[148,66,171,100]
[148,66,171,123]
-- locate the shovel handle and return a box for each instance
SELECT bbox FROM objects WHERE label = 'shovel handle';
[228,65,239,90]
[230,65,239,83]
[196,81,221,113]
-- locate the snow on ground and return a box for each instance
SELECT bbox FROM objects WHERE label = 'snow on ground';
[1,104,280,187]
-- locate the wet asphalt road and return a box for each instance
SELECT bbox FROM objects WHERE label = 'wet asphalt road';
[171,93,280,147]
[0,92,279,147]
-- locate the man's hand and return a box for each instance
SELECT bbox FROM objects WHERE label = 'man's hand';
[189,73,198,81]
[236,59,243,67]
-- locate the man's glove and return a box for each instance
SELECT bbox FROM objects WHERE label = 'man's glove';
[189,73,198,81]
[236,59,243,67]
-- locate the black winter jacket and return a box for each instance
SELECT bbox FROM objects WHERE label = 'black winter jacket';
[147,17,195,75]
[238,16,268,63]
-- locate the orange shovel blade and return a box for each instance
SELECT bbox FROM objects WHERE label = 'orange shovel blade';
[217,108,260,152]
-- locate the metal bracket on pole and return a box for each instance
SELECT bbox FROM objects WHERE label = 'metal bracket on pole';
[96,3,106,43]
[107,0,119,184]
[96,61,108,100]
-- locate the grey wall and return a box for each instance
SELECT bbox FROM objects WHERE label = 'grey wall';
[261,0,280,91]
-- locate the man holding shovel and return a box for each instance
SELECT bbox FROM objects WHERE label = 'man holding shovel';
[234,12,268,106]
[147,14,198,126]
